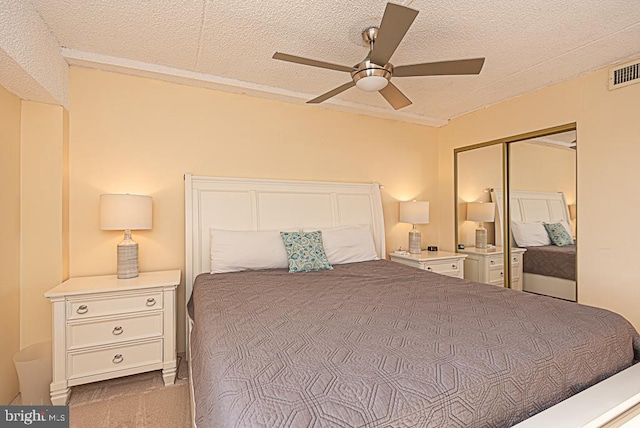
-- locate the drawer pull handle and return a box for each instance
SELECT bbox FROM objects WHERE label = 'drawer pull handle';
[513,257,518,262]
[452,264,457,269]
[76,305,88,314]
[500,272,504,277]
[490,260,495,265]
[426,267,432,271]
[112,354,124,364]
[146,297,156,307]
[112,326,123,335]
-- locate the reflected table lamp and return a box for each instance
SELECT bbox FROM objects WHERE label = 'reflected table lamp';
[569,203,577,220]
[100,194,152,279]
[399,200,430,254]
[467,202,495,249]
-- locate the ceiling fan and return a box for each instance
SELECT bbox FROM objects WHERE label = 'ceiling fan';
[273,2,485,110]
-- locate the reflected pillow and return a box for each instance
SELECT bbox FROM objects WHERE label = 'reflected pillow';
[302,224,379,265]
[280,231,333,273]
[544,222,574,247]
[558,220,573,237]
[511,221,551,247]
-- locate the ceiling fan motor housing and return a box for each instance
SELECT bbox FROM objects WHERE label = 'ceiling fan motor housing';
[351,61,393,91]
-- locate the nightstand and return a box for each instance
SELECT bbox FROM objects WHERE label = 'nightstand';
[390,250,467,278]
[45,270,180,405]
[458,247,526,290]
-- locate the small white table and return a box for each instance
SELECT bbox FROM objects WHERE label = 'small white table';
[45,270,180,405]
[389,250,467,278]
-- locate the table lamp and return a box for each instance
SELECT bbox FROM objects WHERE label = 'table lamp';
[466,202,495,249]
[399,200,430,254]
[100,194,152,279]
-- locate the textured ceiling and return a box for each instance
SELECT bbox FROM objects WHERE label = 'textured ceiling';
[31,0,640,126]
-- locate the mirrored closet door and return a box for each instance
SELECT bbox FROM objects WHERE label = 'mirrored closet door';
[506,129,577,300]
[455,124,577,300]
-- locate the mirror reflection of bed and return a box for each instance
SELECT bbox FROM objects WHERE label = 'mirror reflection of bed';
[504,130,577,301]
[493,189,576,301]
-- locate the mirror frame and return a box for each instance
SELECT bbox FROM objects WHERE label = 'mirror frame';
[454,122,577,289]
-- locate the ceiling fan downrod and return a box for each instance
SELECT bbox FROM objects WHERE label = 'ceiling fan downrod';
[363,27,379,53]
[352,27,392,91]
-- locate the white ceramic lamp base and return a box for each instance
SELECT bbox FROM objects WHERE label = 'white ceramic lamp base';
[475,224,488,249]
[408,227,422,254]
[117,230,139,279]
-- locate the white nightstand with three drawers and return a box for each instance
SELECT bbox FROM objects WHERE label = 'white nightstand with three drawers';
[458,247,526,290]
[45,270,180,405]
[390,250,467,278]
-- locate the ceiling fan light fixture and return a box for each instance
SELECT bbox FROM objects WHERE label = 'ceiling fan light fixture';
[351,61,393,92]
[356,75,389,92]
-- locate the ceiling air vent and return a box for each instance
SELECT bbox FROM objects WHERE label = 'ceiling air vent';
[608,59,640,90]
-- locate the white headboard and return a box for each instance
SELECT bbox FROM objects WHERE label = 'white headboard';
[491,189,571,245]
[184,174,386,301]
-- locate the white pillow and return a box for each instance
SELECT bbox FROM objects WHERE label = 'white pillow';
[558,220,573,238]
[303,224,379,265]
[210,229,292,273]
[511,221,551,247]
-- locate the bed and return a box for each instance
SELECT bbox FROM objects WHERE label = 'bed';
[185,175,640,427]
[492,189,577,301]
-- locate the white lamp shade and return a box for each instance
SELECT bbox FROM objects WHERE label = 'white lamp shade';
[467,202,495,222]
[399,201,430,224]
[100,194,152,230]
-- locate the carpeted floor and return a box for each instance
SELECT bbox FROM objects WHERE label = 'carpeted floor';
[12,354,191,427]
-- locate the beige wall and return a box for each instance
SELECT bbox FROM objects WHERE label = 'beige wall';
[0,85,22,404]
[438,67,640,330]
[510,142,576,203]
[68,67,439,351]
[20,101,68,347]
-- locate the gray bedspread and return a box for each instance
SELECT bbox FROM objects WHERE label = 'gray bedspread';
[522,245,576,281]
[189,260,640,427]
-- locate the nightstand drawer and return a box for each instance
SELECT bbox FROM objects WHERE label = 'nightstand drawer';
[511,254,522,266]
[488,269,521,285]
[422,260,462,274]
[488,255,503,268]
[68,292,163,320]
[68,339,163,380]
[489,269,505,283]
[67,312,163,349]
[391,251,466,280]
[487,254,521,268]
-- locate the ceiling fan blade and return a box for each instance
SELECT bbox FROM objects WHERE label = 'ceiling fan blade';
[273,52,353,73]
[307,81,356,104]
[394,58,485,77]
[379,82,412,110]
[369,3,419,66]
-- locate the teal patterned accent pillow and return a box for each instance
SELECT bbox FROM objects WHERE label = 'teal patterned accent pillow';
[280,231,333,273]
[544,222,574,247]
